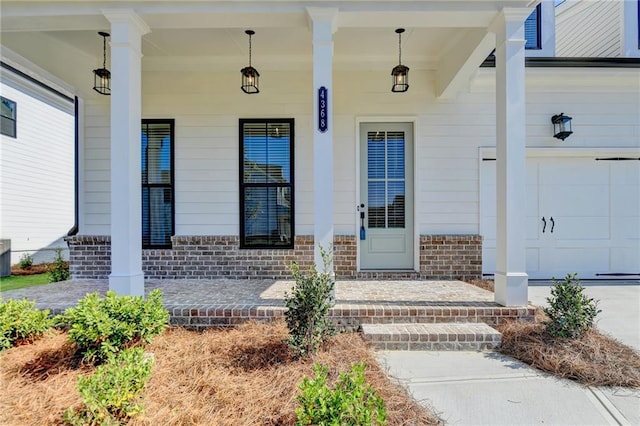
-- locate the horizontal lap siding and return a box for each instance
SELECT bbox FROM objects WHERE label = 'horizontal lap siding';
[81,69,639,238]
[556,1,622,57]
[83,101,110,235]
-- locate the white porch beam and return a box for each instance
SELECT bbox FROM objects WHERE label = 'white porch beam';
[307,7,337,272]
[104,9,150,296]
[435,29,495,99]
[491,8,530,306]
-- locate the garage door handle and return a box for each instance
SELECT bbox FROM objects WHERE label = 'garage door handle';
[550,217,555,233]
[541,217,547,233]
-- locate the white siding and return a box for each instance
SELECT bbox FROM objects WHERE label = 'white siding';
[0,73,75,264]
[82,99,110,235]
[556,0,623,57]
[80,67,640,239]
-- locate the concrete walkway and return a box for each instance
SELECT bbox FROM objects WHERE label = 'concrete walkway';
[379,281,640,425]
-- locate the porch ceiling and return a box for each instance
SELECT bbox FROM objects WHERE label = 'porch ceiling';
[1,0,538,92]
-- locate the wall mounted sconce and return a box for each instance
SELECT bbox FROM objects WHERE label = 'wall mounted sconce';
[391,28,409,93]
[93,31,111,95]
[551,113,573,140]
[241,30,260,94]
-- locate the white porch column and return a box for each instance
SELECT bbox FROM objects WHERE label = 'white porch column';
[103,10,150,296]
[307,7,338,272]
[491,9,529,306]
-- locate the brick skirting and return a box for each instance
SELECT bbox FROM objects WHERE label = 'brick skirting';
[66,234,481,280]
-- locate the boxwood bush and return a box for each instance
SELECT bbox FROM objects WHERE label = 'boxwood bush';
[64,347,154,425]
[0,298,53,351]
[284,246,335,358]
[58,289,168,364]
[296,362,387,425]
[544,273,600,339]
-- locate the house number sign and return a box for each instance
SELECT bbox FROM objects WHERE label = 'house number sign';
[318,86,328,132]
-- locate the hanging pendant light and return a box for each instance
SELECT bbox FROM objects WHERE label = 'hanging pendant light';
[241,30,260,94]
[391,28,409,93]
[93,31,111,95]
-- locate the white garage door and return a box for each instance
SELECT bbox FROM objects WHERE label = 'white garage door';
[481,156,640,280]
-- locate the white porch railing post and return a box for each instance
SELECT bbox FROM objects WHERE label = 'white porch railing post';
[491,9,530,306]
[307,7,338,273]
[103,9,150,296]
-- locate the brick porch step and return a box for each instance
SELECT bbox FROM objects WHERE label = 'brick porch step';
[361,323,502,351]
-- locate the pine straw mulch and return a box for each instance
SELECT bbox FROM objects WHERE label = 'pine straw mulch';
[11,263,53,275]
[0,321,441,426]
[497,317,640,388]
[467,279,640,388]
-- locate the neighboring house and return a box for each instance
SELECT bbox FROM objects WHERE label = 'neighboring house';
[0,58,76,265]
[556,0,640,57]
[0,0,637,305]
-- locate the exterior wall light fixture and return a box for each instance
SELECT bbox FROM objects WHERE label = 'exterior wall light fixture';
[551,113,573,140]
[93,31,111,95]
[391,28,409,93]
[241,30,260,94]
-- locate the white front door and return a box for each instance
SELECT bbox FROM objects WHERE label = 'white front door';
[359,123,414,270]
[482,156,640,279]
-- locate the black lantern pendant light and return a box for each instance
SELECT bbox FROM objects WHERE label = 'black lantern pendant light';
[241,30,260,94]
[551,113,573,140]
[93,31,111,95]
[391,28,409,93]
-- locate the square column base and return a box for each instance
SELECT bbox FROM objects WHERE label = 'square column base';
[109,272,145,297]
[494,271,528,306]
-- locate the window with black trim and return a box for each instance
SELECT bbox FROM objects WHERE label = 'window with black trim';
[141,119,174,249]
[524,4,542,50]
[1,97,17,138]
[239,119,294,249]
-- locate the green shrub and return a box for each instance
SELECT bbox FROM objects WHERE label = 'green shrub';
[64,347,154,425]
[0,298,53,351]
[296,362,387,426]
[18,252,33,269]
[58,289,168,364]
[544,273,600,339]
[48,248,70,283]
[284,246,335,358]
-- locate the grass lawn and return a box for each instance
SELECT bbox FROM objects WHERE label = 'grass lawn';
[0,273,50,292]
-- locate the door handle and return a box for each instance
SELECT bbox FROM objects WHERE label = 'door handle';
[550,217,555,233]
[359,204,366,240]
[541,217,546,233]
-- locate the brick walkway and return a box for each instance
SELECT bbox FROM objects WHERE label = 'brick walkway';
[1,279,535,329]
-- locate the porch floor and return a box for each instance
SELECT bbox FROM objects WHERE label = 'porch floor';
[1,279,536,330]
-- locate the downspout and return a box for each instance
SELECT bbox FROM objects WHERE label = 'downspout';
[66,95,79,238]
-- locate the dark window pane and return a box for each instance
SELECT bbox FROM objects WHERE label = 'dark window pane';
[243,186,291,247]
[142,187,173,247]
[142,123,172,184]
[240,119,294,249]
[387,132,405,179]
[367,132,385,179]
[368,181,386,228]
[388,181,405,228]
[243,122,291,184]
[142,119,174,249]
[1,97,16,138]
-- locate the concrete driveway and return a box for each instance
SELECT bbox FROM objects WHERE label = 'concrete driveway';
[379,281,640,425]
